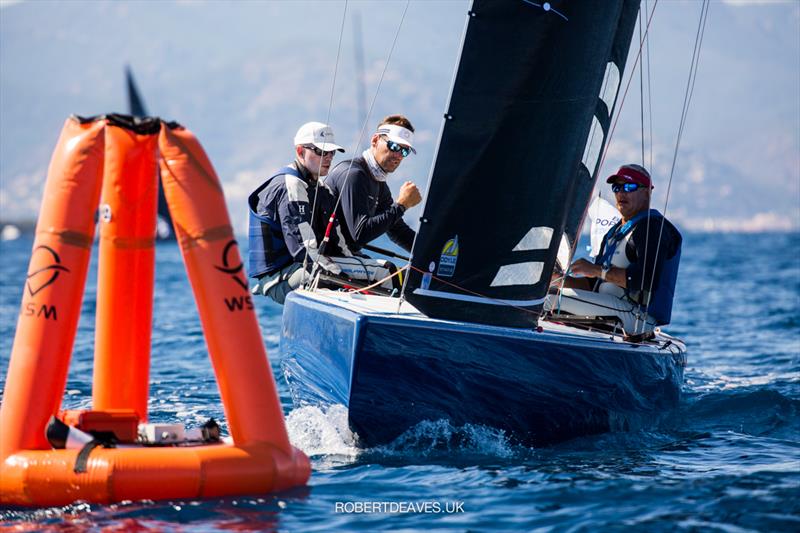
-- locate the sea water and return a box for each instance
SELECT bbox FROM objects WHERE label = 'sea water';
[0,232,798,531]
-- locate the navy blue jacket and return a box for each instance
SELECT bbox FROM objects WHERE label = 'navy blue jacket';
[247,163,345,278]
[324,156,415,252]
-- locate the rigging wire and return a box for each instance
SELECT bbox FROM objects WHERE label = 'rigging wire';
[644,0,655,169]
[302,0,350,277]
[644,0,710,308]
[639,8,646,166]
[306,0,412,287]
[634,1,654,334]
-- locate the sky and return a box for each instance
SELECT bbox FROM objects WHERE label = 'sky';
[0,0,798,233]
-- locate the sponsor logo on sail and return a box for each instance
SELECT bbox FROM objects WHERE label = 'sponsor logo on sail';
[437,236,459,278]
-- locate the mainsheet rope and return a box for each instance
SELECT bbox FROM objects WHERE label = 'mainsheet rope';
[345,264,549,324]
[405,265,544,317]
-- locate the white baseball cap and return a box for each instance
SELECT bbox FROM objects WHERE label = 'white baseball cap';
[293,121,345,152]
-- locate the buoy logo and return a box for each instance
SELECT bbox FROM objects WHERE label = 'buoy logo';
[26,245,69,297]
[215,240,249,291]
[215,240,253,311]
[437,235,459,278]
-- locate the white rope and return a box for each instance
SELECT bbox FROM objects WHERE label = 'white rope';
[347,265,408,294]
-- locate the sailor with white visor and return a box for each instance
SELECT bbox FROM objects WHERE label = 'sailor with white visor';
[376,123,417,155]
[325,114,422,253]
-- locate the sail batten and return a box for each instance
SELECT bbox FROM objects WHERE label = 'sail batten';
[405,0,641,327]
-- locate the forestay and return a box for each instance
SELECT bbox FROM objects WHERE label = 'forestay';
[404,0,640,327]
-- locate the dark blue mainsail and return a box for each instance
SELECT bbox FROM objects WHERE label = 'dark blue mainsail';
[125,66,148,118]
[404,0,640,327]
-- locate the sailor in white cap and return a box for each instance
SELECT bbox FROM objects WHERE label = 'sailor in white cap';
[247,121,349,304]
[324,114,421,253]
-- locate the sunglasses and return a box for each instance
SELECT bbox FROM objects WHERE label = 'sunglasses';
[383,137,411,158]
[612,182,647,193]
[304,145,336,157]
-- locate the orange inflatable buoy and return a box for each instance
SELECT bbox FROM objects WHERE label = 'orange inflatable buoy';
[0,115,310,507]
[93,118,160,420]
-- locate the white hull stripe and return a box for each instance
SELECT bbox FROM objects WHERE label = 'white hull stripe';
[413,288,545,307]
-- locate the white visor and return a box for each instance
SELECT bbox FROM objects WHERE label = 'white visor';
[376,124,416,154]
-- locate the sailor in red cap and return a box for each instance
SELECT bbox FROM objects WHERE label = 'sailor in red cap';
[549,164,682,335]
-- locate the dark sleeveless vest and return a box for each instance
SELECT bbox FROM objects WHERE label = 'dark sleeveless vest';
[247,166,299,278]
[598,209,681,325]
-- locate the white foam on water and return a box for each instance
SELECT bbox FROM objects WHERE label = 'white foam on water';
[285,404,360,458]
[689,370,800,392]
[285,407,519,461]
[380,419,515,459]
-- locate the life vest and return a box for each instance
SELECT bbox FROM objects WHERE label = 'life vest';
[247,166,299,278]
[647,243,680,325]
[597,209,681,326]
[597,209,651,270]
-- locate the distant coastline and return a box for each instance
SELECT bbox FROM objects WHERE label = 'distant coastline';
[2,218,798,241]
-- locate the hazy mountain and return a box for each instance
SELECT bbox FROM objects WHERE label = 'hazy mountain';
[1,0,798,233]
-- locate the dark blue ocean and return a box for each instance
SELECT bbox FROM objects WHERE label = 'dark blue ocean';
[1,232,798,531]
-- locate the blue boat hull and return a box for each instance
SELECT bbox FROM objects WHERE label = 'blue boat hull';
[280,291,686,446]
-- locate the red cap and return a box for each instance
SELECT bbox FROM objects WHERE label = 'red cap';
[606,164,653,189]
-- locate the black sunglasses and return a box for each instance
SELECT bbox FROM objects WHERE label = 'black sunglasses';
[383,137,411,158]
[612,182,647,193]
[304,145,336,157]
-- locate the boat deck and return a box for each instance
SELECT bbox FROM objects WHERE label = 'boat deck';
[293,289,684,353]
